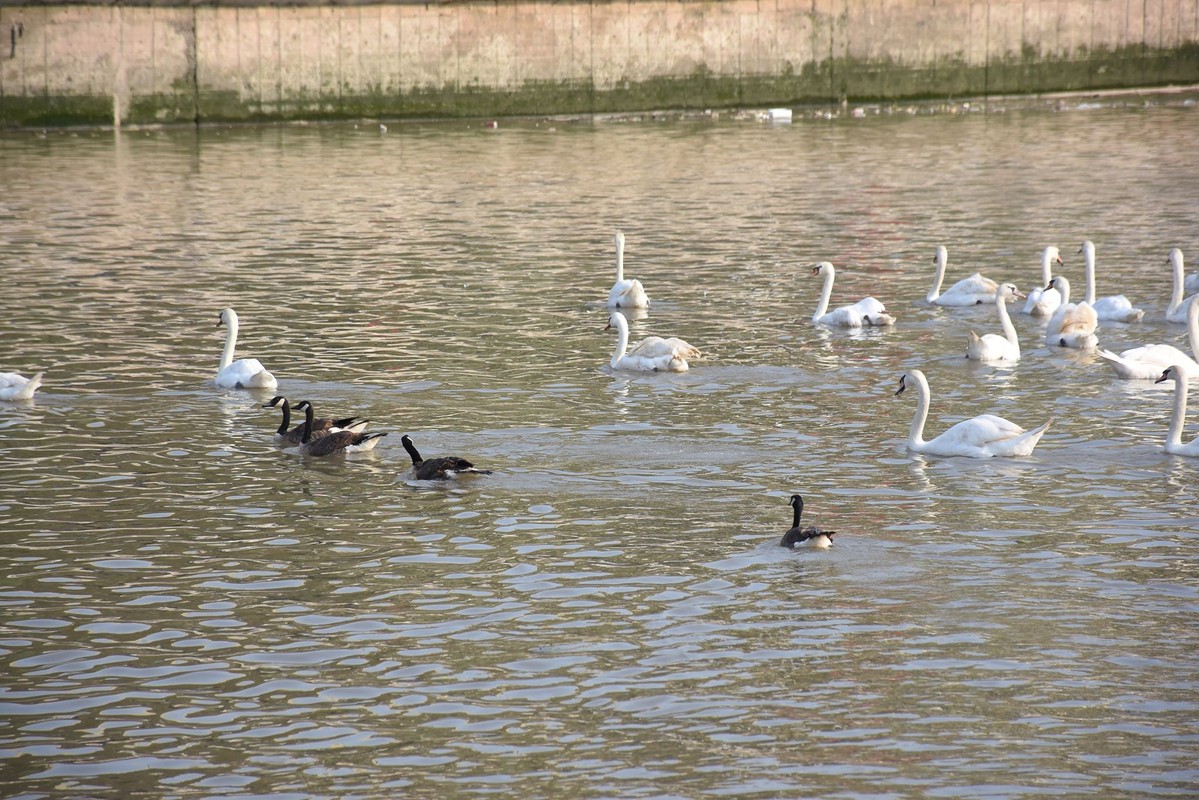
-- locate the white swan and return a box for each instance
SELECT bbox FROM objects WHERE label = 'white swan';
[926,245,999,306]
[606,311,699,372]
[0,371,42,401]
[1166,248,1198,323]
[1044,276,1099,349]
[1098,294,1199,380]
[895,369,1052,458]
[1022,246,1063,316]
[1080,240,1144,322]
[811,262,895,327]
[607,231,650,309]
[215,308,277,390]
[1154,366,1199,456]
[966,283,1024,361]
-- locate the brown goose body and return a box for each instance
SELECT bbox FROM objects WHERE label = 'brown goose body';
[779,494,836,549]
[291,400,385,456]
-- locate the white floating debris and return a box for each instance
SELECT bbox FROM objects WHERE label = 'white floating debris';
[767,108,793,124]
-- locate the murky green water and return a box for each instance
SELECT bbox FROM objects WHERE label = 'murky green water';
[2,97,1198,798]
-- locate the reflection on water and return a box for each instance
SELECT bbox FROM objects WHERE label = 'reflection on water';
[2,98,1199,797]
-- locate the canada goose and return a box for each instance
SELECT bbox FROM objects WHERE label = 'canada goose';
[400,434,491,480]
[215,308,277,389]
[263,395,366,445]
[780,494,836,549]
[811,262,895,327]
[289,400,386,456]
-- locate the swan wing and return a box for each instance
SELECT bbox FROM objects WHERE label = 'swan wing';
[1099,346,1198,379]
[968,333,1019,361]
[627,335,699,360]
[615,352,689,372]
[928,415,1049,457]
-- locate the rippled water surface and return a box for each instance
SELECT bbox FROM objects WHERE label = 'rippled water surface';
[2,97,1199,798]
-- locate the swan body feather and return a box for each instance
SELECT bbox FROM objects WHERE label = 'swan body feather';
[896,369,1051,458]
[1097,294,1199,380]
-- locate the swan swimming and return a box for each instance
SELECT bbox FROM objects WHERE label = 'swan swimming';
[1044,275,1099,349]
[215,308,277,390]
[1080,240,1144,322]
[1154,366,1199,457]
[605,311,700,372]
[1022,246,1064,316]
[811,262,895,327]
[926,245,999,306]
[400,434,492,480]
[779,494,836,549]
[895,369,1052,458]
[0,371,42,401]
[607,231,650,309]
[1097,293,1199,380]
[966,283,1024,362]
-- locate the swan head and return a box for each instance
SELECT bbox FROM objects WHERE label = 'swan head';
[1079,240,1095,258]
[934,245,947,265]
[811,262,835,278]
[605,311,628,332]
[1156,366,1182,384]
[218,308,238,328]
[1169,247,1184,268]
[263,395,286,409]
[1047,275,1069,293]
[998,283,1025,300]
[1043,246,1063,266]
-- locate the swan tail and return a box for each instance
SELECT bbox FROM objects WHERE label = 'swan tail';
[866,313,896,326]
[1096,349,1141,379]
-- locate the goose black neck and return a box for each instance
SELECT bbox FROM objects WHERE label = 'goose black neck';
[275,398,291,435]
[791,496,804,530]
[300,402,315,444]
[401,435,423,466]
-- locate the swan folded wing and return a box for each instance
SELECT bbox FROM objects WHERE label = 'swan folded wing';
[1099,346,1197,380]
[626,335,700,360]
[1091,295,1144,322]
[617,353,689,372]
[1025,287,1061,316]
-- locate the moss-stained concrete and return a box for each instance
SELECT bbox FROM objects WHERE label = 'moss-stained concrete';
[1,1,1198,128]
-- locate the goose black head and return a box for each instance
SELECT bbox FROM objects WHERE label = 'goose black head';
[788,494,804,511]
[263,395,286,408]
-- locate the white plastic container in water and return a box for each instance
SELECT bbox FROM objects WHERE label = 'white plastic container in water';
[767,108,793,124]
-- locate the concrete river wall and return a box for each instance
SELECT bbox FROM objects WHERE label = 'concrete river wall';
[2,0,1197,127]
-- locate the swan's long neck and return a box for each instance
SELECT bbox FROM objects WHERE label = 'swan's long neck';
[1040,249,1054,285]
[614,233,625,283]
[275,399,291,435]
[813,266,835,322]
[1056,277,1071,306]
[1169,250,1186,315]
[907,372,931,450]
[997,292,1019,347]
[220,316,239,370]
[791,499,804,530]
[926,248,947,303]
[610,316,629,367]
[1188,301,1199,361]
[1167,377,1189,450]
[1082,244,1097,304]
